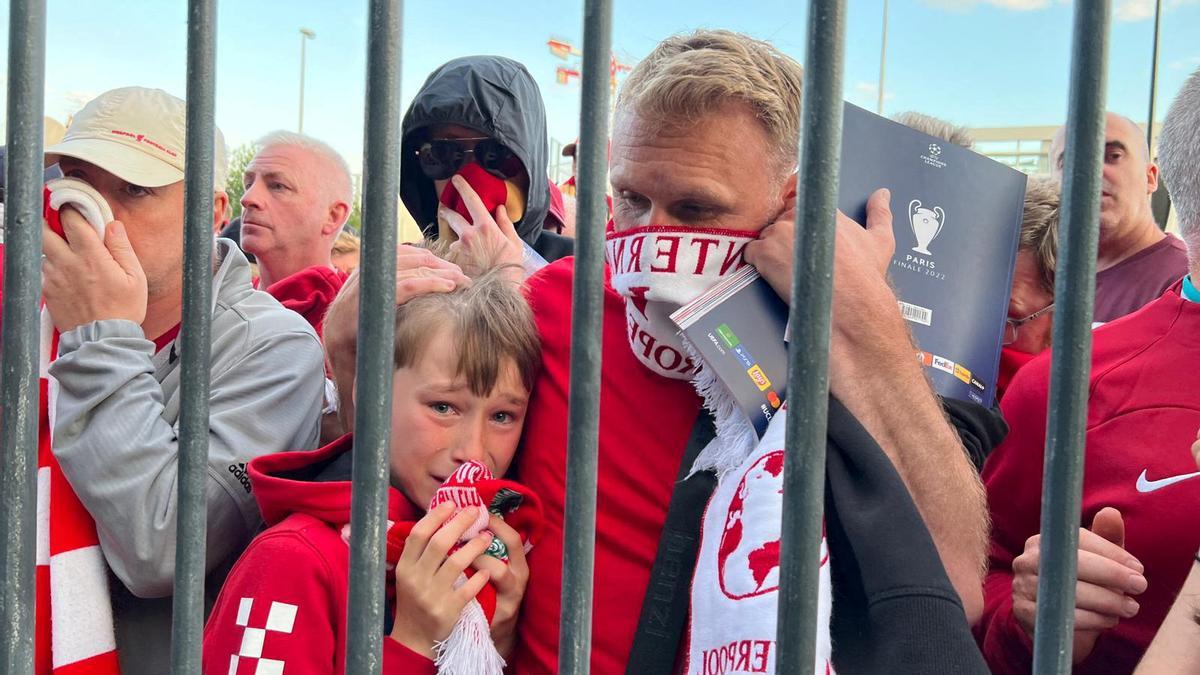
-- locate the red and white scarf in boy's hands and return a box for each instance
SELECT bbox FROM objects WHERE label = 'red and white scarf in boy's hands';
[36,178,122,674]
[343,461,543,675]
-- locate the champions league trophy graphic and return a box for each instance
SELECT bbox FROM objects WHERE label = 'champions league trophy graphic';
[908,199,946,255]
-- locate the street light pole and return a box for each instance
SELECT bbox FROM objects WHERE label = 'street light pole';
[1146,0,1162,152]
[298,27,316,133]
[877,0,889,115]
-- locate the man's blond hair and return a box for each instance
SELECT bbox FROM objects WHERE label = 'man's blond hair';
[322,248,539,430]
[1019,175,1061,296]
[617,30,804,174]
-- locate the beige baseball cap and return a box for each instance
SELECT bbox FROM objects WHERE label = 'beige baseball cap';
[45,86,227,189]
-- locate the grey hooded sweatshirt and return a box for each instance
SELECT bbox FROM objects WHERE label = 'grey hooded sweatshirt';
[401,55,574,263]
[49,239,325,673]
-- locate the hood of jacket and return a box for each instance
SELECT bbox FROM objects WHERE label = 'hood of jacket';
[248,434,418,528]
[401,55,572,259]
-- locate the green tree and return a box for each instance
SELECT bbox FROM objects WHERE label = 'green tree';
[224,142,257,219]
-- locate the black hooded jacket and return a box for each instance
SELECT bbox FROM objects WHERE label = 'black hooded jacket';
[400,55,574,263]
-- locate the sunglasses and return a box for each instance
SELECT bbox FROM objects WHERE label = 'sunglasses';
[416,137,524,181]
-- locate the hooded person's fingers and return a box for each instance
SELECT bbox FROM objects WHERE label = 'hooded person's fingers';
[451,175,496,228]
[495,206,523,246]
[438,203,472,237]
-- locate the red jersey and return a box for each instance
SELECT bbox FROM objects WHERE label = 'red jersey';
[261,265,348,336]
[978,284,1200,673]
[202,435,433,674]
[512,258,702,674]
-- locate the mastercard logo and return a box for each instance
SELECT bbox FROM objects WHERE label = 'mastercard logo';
[766,391,781,408]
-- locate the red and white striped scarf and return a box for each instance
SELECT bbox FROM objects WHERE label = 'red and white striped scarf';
[35,182,121,674]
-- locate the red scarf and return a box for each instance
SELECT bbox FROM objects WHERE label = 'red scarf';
[342,461,542,674]
[35,186,121,674]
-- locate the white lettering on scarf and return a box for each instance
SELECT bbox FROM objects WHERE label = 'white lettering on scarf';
[606,225,756,379]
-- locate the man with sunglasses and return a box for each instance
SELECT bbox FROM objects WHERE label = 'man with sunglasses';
[400,55,573,264]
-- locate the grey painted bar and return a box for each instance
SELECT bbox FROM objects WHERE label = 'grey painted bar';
[345,0,403,672]
[1032,2,1111,673]
[170,0,218,672]
[557,0,612,672]
[774,0,845,671]
[0,0,46,671]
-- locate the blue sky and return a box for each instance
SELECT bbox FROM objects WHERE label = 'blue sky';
[1,0,1198,176]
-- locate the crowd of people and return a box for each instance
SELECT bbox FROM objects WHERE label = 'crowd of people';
[5,26,1200,675]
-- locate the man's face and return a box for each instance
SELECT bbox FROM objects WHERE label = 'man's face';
[1006,250,1054,354]
[56,157,193,297]
[1051,114,1157,237]
[609,104,791,233]
[240,144,340,260]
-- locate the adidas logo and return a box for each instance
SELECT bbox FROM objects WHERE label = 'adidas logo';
[228,463,252,494]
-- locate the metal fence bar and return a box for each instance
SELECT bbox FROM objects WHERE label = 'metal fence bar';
[0,0,47,670]
[558,0,612,672]
[170,0,218,671]
[1032,2,1111,672]
[345,0,402,672]
[775,0,845,670]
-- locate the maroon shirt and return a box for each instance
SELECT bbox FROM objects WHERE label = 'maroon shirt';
[1093,234,1188,323]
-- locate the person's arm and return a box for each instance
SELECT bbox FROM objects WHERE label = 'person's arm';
[50,318,324,597]
[745,188,987,621]
[1138,557,1200,673]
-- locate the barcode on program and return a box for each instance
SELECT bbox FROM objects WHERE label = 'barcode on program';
[898,301,932,326]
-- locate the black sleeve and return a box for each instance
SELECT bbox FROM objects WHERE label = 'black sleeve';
[940,396,1008,472]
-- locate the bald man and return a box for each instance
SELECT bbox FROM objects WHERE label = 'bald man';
[239,131,353,332]
[1049,112,1187,322]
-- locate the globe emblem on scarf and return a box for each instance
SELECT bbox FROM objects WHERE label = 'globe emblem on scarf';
[717,451,785,599]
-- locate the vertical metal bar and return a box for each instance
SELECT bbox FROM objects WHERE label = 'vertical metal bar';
[1032,2,1110,673]
[345,0,402,672]
[775,0,845,670]
[0,0,46,671]
[170,0,217,671]
[1146,0,1163,152]
[557,0,612,672]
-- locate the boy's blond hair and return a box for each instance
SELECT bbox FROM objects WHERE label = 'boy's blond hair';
[322,249,539,430]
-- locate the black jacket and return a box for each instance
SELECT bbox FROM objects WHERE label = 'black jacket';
[824,396,989,673]
[400,55,573,263]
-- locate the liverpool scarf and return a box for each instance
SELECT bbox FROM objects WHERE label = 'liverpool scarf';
[35,179,121,674]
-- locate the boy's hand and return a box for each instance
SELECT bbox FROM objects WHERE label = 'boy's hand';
[390,503,494,658]
[470,515,530,658]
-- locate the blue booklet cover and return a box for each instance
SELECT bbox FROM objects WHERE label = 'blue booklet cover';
[672,104,1026,437]
[839,103,1026,407]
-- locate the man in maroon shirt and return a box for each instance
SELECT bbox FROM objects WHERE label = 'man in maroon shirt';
[978,70,1200,672]
[501,30,989,674]
[239,131,352,333]
[1049,112,1187,323]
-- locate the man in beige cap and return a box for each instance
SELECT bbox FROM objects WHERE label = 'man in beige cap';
[37,86,325,673]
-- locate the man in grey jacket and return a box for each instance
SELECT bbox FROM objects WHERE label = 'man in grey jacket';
[40,87,325,673]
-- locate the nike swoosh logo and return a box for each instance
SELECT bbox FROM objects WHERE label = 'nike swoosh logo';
[1136,469,1200,493]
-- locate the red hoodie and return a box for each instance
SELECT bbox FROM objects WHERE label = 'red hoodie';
[260,265,348,336]
[201,435,434,674]
[977,283,1200,673]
